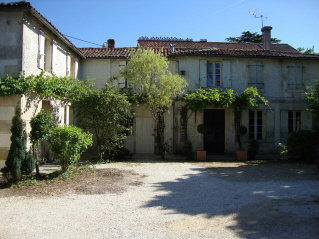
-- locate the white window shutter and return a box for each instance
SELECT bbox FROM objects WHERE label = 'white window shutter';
[51,40,57,73]
[38,30,45,69]
[74,58,78,78]
[222,60,231,88]
[66,53,71,76]
[199,60,207,88]
[118,61,127,88]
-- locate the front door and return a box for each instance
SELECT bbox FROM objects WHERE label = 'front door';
[204,109,225,154]
[135,117,154,154]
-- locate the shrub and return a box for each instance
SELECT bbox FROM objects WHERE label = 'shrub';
[247,139,259,160]
[1,106,27,182]
[182,140,193,160]
[22,153,35,174]
[48,126,92,172]
[277,143,288,161]
[287,130,316,162]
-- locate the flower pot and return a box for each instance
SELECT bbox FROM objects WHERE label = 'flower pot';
[236,150,247,161]
[196,150,206,161]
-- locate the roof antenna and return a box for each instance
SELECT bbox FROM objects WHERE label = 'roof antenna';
[249,11,267,28]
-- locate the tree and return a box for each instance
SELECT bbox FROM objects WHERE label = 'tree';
[123,48,187,159]
[74,86,133,160]
[297,47,317,55]
[305,81,319,170]
[226,31,281,44]
[1,106,26,181]
[30,110,57,176]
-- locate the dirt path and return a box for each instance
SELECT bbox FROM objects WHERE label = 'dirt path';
[0,161,318,239]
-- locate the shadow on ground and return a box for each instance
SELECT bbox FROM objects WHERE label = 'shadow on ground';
[143,163,318,239]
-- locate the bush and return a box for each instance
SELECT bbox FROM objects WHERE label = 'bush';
[248,139,259,160]
[48,126,93,172]
[287,130,316,162]
[22,153,35,174]
[182,140,193,160]
[277,143,288,161]
[1,106,27,182]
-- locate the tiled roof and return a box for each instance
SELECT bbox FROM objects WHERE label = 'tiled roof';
[169,48,319,60]
[79,47,135,59]
[0,1,84,58]
[137,40,299,53]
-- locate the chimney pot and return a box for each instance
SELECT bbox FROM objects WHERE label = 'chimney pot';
[261,26,272,50]
[107,39,115,48]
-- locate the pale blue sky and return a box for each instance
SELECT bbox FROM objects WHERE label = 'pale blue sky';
[3,0,319,51]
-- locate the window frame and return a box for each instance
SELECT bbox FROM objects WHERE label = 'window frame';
[207,62,222,87]
[249,110,263,141]
[288,111,301,133]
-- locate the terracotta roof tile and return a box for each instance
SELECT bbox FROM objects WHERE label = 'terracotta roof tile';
[169,48,319,60]
[0,1,84,58]
[79,47,135,59]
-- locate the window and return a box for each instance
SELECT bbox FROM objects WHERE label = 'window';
[119,61,128,88]
[44,38,52,72]
[288,65,303,90]
[249,110,263,140]
[248,62,264,89]
[207,62,221,87]
[288,111,301,133]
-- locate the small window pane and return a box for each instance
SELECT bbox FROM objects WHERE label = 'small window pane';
[207,74,213,87]
[207,62,213,73]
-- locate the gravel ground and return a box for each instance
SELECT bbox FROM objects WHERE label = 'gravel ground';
[0,160,318,239]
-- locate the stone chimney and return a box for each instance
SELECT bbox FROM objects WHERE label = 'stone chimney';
[107,39,115,48]
[261,26,272,50]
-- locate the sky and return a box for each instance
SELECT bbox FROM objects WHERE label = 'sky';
[3,0,319,51]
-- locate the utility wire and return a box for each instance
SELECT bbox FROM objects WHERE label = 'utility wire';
[64,34,102,47]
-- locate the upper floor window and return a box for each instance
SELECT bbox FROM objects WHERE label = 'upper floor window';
[44,37,52,72]
[288,111,301,133]
[249,110,263,140]
[288,64,303,90]
[207,62,221,87]
[248,62,264,89]
[118,61,129,88]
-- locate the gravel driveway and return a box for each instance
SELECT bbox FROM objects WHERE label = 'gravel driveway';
[0,160,318,239]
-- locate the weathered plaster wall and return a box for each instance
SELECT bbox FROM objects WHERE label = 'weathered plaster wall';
[0,11,23,78]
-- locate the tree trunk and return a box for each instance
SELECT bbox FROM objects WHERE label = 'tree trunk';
[156,113,165,159]
[34,143,40,177]
[234,110,243,150]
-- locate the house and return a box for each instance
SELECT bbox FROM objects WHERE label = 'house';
[1,1,319,161]
[0,1,83,160]
[79,33,319,155]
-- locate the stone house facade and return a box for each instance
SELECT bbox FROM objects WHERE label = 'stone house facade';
[1,1,319,161]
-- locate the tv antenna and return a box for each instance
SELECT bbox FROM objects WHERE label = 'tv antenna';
[249,11,267,28]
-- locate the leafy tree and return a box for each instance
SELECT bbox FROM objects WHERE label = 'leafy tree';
[297,47,317,54]
[226,31,281,44]
[123,48,187,159]
[1,106,26,181]
[74,86,132,160]
[30,110,57,176]
[48,126,92,172]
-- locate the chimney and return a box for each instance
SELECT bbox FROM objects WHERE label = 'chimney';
[261,26,272,50]
[107,39,115,48]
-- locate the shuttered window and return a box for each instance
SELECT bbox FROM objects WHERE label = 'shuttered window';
[38,30,45,69]
[248,62,264,89]
[66,53,71,76]
[288,64,303,90]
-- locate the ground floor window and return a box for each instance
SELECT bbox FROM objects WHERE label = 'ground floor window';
[249,110,263,140]
[288,111,301,133]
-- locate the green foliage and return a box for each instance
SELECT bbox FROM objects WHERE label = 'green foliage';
[0,72,93,103]
[183,88,235,112]
[122,48,187,158]
[296,47,317,55]
[277,143,288,161]
[1,106,27,181]
[247,139,259,160]
[287,130,316,162]
[73,85,132,160]
[197,124,207,134]
[225,31,281,44]
[48,126,93,172]
[30,110,57,144]
[232,87,268,112]
[305,81,319,113]
[22,153,35,175]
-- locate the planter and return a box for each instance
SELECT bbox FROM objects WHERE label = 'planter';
[196,150,206,161]
[236,150,247,161]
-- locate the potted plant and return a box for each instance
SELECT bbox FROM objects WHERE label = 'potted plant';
[196,123,207,161]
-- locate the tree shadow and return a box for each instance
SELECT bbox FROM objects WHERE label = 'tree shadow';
[143,163,318,238]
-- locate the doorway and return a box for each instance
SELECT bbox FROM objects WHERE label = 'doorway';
[204,109,225,154]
